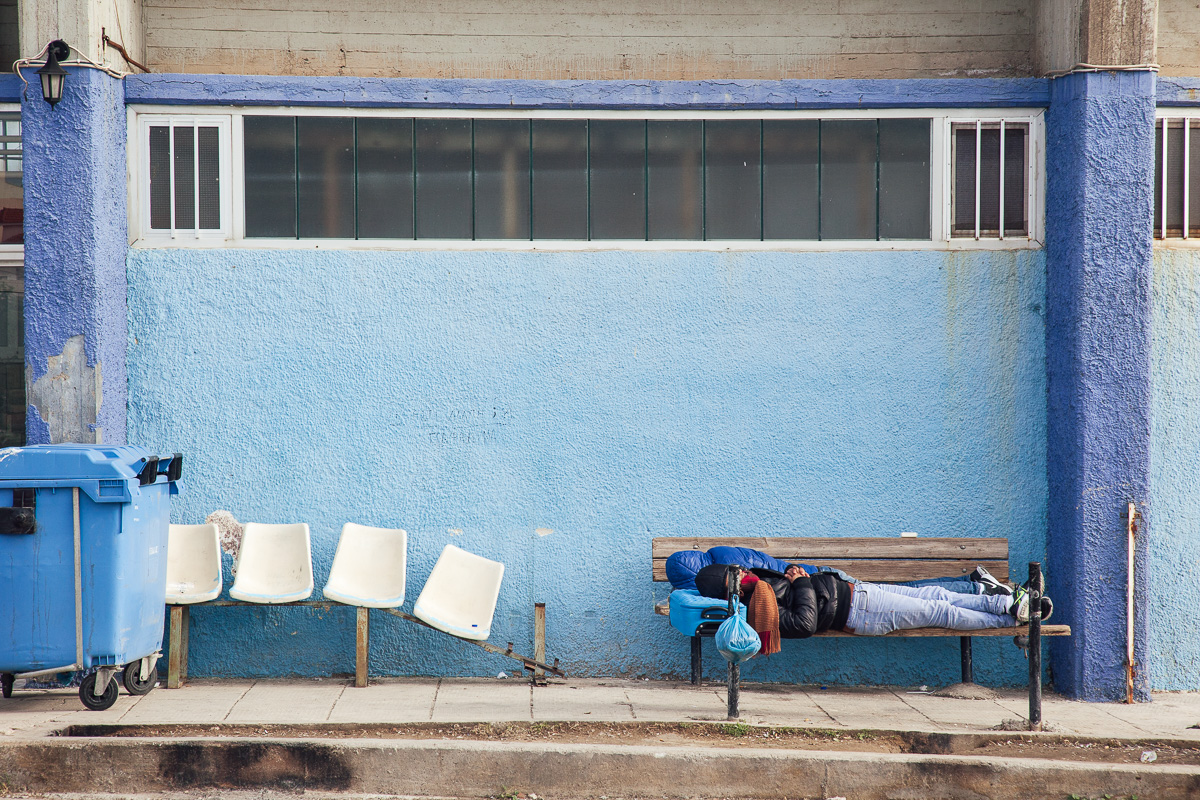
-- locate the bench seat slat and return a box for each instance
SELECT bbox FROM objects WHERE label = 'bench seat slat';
[652,537,1008,561]
[652,559,1009,583]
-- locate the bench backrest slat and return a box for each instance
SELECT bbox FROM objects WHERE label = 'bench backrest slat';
[652,537,1009,584]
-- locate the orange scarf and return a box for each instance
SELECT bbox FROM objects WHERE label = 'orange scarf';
[745,580,781,656]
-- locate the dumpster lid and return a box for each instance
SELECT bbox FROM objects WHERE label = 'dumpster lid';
[0,445,169,482]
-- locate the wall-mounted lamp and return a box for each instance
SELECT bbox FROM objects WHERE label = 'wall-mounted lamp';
[36,41,70,107]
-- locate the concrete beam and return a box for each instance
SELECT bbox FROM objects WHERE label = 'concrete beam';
[1036,0,1157,74]
[18,0,143,71]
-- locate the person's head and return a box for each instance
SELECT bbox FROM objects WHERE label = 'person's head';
[695,564,746,600]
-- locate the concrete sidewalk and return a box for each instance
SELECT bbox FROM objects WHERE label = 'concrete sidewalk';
[3,676,1200,740]
[5,679,1200,799]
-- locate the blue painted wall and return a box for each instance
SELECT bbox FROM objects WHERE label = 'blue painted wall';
[1044,71,1155,701]
[22,67,127,445]
[1150,248,1200,690]
[126,247,1047,685]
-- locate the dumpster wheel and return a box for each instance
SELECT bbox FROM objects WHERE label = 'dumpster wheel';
[79,671,118,711]
[1,673,12,698]
[122,660,155,696]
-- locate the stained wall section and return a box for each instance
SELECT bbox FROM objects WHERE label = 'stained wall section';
[142,0,1036,80]
[126,247,1047,683]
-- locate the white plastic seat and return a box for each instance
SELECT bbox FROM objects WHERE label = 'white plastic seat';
[322,523,407,608]
[165,523,223,604]
[413,544,505,641]
[228,522,314,604]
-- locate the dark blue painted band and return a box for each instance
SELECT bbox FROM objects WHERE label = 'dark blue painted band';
[125,75,1051,109]
[1156,76,1200,107]
[0,74,27,103]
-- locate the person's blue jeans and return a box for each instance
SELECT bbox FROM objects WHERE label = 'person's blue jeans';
[816,567,983,595]
[843,582,1013,635]
[898,575,982,594]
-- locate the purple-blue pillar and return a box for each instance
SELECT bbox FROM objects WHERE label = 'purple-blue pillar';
[1045,70,1154,701]
[22,67,127,445]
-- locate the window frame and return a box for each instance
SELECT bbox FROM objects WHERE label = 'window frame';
[132,112,234,243]
[1153,109,1200,246]
[129,105,1044,251]
[0,103,22,267]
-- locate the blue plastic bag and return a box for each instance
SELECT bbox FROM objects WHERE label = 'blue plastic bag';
[715,612,760,664]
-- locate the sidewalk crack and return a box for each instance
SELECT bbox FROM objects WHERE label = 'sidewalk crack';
[890,687,940,727]
[326,684,347,722]
[429,678,440,721]
[223,681,254,722]
[624,689,637,720]
[799,689,839,724]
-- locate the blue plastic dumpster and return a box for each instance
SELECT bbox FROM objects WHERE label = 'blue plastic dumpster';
[0,445,181,710]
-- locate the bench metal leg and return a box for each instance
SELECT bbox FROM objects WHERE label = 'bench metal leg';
[1028,561,1043,731]
[960,636,973,684]
[167,605,189,689]
[355,607,369,688]
[533,603,547,685]
[690,636,702,685]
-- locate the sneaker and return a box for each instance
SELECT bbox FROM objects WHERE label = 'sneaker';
[1008,585,1030,623]
[971,566,1013,596]
[1039,596,1053,622]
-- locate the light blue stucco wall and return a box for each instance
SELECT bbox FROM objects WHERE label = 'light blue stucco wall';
[1151,248,1200,691]
[127,247,1047,685]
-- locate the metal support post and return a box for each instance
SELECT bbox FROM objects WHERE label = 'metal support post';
[726,568,739,720]
[690,636,702,685]
[960,636,973,684]
[533,603,547,685]
[355,607,369,688]
[1028,561,1042,731]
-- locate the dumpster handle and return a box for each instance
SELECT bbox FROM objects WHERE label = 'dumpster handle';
[73,487,83,668]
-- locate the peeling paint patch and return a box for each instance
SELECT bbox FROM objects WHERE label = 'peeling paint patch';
[27,335,102,444]
[447,528,463,536]
[535,528,554,537]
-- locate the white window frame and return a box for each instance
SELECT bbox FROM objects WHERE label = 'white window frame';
[129,105,1044,251]
[131,112,233,244]
[1154,109,1200,246]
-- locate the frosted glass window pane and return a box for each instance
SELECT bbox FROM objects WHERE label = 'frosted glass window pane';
[589,120,645,240]
[647,121,702,240]
[1003,127,1027,235]
[297,117,354,238]
[762,120,818,240]
[149,126,171,230]
[820,120,876,240]
[953,128,976,235]
[878,118,929,240]
[244,116,297,238]
[475,119,530,240]
[415,119,472,239]
[357,117,414,239]
[978,129,1002,232]
[532,120,587,239]
[173,126,195,230]
[705,120,760,240]
[197,127,220,230]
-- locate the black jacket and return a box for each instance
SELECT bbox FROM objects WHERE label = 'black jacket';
[748,568,853,638]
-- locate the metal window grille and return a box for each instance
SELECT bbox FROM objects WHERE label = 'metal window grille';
[950,122,1029,239]
[1154,117,1200,239]
[148,123,222,234]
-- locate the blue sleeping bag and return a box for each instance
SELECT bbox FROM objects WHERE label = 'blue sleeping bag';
[664,546,816,590]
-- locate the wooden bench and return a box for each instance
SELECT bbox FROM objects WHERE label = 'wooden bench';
[653,537,1070,721]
